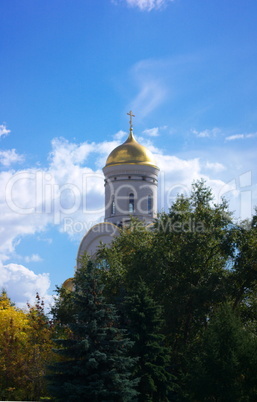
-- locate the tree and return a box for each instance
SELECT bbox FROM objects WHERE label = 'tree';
[151,180,233,345]
[229,214,257,311]
[99,182,234,338]
[25,293,56,400]
[123,281,175,401]
[51,283,77,326]
[190,303,257,401]
[48,258,138,401]
[0,291,55,401]
[96,181,241,399]
[0,291,29,401]
[97,217,154,302]
[80,181,257,400]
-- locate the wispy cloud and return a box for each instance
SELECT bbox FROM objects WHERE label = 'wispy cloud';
[0,149,24,166]
[205,161,226,173]
[24,254,43,263]
[113,130,127,141]
[192,128,220,138]
[143,125,168,137]
[129,60,168,118]
[115,0,174,11]
[225,133,257,141]
[0,124,11,138]
[131,79,167,118]
[143,127,160,137]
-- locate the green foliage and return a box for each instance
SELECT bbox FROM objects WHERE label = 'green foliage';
[100,181,234,345]
[229,217,257,310]
[124,281,175,401]
[97,180,257,400]
[51,284,76,326]
[190,303,257,401]
[25,294,58,400]
[2,180,257,401]
[97,218,155,299]
[48,257,138,401]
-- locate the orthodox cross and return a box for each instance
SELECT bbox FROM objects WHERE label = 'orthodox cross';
[127,110,135,130]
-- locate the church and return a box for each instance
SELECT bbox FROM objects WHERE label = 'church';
[63,112,159,289]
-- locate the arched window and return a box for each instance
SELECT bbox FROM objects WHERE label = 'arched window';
[129,193,134,213]
[148,194,153,214]
[111,197,116,215]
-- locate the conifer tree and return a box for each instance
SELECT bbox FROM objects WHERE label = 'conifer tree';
[48,258,138,401]
[124,281,175,401]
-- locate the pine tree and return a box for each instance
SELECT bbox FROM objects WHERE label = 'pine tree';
[124,281,175,401]
[48,258,138,401]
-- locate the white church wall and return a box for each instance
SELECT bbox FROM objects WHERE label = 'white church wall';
[103,164,159,225]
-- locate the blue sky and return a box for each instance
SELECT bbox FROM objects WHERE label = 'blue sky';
[1,0,257,308]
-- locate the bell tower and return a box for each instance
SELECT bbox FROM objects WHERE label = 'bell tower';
[103,111,159,226]
[76,112,159,262]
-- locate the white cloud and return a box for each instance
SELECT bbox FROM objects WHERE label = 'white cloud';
[192,128,220,138]
[129,60,168,118]
[0,137,116,262]
[0,124,11,138]
[113,130,127,141]
[0,262,52,309]
[49,137,95,167]
[0,149,24,166]
[1,133,255,307]
[226,134,244,141]
[36,236,53,244]
[225,133,257,141]
[0,134,254,263]
[153,153,228,210]
[24,254,43,263]
[132,79,166,118]
[93,140,122,168]
[143,127,160,137]
[0,135,188,263]
[136,135,162,154]
[124,0,173,11]
[205,161,226,172]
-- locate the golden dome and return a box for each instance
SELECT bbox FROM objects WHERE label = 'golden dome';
[62,278,74,292]
[105,130,157,168]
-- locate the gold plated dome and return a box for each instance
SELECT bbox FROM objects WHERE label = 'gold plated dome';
[105,129,157,168]
[62,278,74,292]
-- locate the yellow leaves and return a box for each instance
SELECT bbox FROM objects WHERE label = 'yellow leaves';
[0,294,29,345]
[0,291,56,401]
[0,298,9,310]
[0,295,31,399]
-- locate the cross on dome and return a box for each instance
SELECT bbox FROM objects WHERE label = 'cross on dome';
[127,110,135,131]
